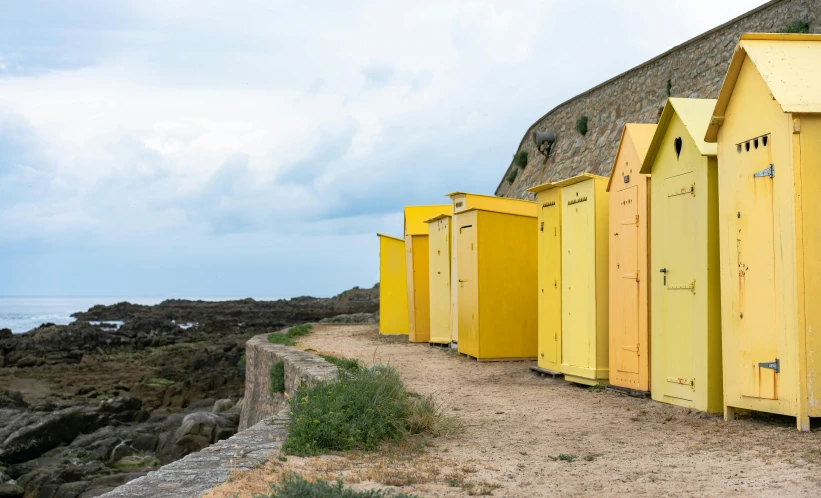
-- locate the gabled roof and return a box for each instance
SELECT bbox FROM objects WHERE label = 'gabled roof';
[641,98,717,174]
[551,173,608,189]
[376,233,404,242]
[606,123,656,192]
[706,33,821,142]
[527,182,558,194]
[404,205,451,236]
[424,214,451,223]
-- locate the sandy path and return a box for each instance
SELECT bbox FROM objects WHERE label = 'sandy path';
[294,324,821,497]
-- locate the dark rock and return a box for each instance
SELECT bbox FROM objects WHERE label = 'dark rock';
[79,472,148,497]
[108,442,136,464]
[0,392,26,410]
[55,480,91,498]
[0,406,109,463]
[0,329,12,340]
[0,471,24,497]
[100,396,142,414]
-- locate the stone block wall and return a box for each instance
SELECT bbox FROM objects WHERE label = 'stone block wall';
[238,333,338,430]
[495,0,821,199]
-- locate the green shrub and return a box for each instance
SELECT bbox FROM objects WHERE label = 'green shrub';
[268,324,314,346]
[576,115,589,136]
[263,473,417,498]
[779,20,810,33]
[513,150,528,168]
[238,351,246,371]
[270,361,285,395]
[666,79,672,97]
[284,365,411,455]
[320,354,361,373]
[506,168,519,185]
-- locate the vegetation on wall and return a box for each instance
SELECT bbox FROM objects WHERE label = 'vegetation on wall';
[269,361,285,395]
[779,20,810,33]
[575,115,589,136]
[513,150,528,168]
[506,167,519,185]
[666,79,672,97]
[268,323,313,346]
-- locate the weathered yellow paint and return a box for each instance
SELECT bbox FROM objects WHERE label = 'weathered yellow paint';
[446,192,538,346]
[426,214,452,345]
[642,98,723,413]
[606,124,656,393]
[527,183,563,374]
[705,34,821,430]
[377,233,409,335]
[448,193,537,359]
[404,205,451,343]
[554,174,609,386]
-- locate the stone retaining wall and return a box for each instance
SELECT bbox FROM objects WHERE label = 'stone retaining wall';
[495,0,821,198]
[103,331,338,497]
[239,333,339,431]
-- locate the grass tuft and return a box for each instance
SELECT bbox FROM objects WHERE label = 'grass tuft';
[513,150,528,168]
[268,324,313,346]
[576,115,589,136]
[779,20,810,34]
[270,361,285,395]
[506,168,519,185]
[320,354,362,373]
[283,364,460,456]
[261,473,417,497]
[145,377,175,388]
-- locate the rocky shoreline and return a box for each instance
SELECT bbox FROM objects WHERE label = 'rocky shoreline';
[0,285,378,497]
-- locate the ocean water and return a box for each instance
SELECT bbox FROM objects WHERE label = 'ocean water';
[0,297,166,334]
[0,296,279,334]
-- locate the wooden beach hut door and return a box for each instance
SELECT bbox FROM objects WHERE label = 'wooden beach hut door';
[562,184,593,371]
[457,224,478,351]
[663,172,697,402]
[614,185,640,381]
[539,194,561,367]
[735,139,778,400]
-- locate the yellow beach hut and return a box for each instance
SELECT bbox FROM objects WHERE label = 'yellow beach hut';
[705,33,821,430]
[527,182,563,375]
[404,205,451,343]
[447,193,537,360]
[607,124,656,395]
[377,233,409,335]
[641,97,722,413]
[426,214,452,345]
[555,174,609,386]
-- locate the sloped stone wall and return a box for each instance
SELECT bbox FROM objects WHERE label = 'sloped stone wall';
[496,0,820,199]
[239,333,338,430]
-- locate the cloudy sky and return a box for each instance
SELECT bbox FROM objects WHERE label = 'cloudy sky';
[0,0,762,298]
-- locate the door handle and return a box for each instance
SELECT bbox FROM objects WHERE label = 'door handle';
[659,268,667,285]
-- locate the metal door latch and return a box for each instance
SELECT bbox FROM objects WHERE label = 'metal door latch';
[660,268,667,285]
[759,358,780,373]
[753,164,774,178]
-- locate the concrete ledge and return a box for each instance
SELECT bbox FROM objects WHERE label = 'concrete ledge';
[239,332,339,430]
[100,409,289,497]
[103,331,340,497]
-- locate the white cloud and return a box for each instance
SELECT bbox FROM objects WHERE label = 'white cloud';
[0,0,763,296]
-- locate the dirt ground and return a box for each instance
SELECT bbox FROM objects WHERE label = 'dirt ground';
[209,324,821,497]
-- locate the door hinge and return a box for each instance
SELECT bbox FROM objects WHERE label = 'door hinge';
[635,269,640,282]
[753,164,774,179]
[668,280,695,294]
[759,358,780,374]
[540,222,544,232]
[667,377,695,391]
[635,214,640,226]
